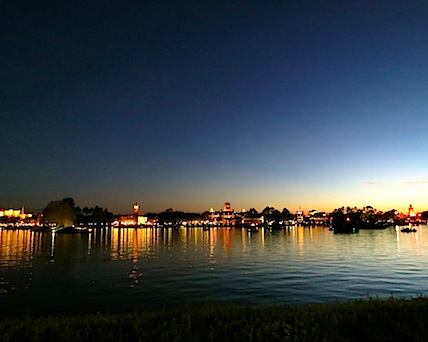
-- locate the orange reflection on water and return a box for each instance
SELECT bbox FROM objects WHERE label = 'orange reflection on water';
[223,228,231,257]
[0,229,55,293]
[241,228,247,252]
[297,226,305,256]
[209,228,216,263]
[109,227,162,261]
[395,225,425,256]
[0,230,36,268]
[260,228,265,248]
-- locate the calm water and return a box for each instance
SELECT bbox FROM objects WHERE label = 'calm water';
[1,226,428,315]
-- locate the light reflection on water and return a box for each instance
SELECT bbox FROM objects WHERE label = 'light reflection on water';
[1,226,428,314]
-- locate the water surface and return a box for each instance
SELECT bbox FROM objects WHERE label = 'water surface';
[1,226,427,315]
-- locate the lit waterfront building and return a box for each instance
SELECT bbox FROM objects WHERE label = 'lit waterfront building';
[206,202,240,226]
[221,202,235,225]
[205,203,264,227]
[408,204,416,217]
[407,204,424,225]
[0,207,32,219]
[133,202,140,226]
[306,210,328,225]
[113,202,148,227]
[296,209,304,225]
[0,207,37,227]
[241,211,264,227]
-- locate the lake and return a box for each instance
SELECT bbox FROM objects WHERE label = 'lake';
[1,225,427,315]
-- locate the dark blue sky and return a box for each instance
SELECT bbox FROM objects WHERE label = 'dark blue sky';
[2,0,428,214]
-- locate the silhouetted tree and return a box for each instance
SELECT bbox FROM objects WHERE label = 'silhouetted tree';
[262,207,275,216]
[43,198,77,227]
[281,208,293,220]
[155,209,200,225]
[62,197,76,207]
[331,206,365,233]
[271,209,282,221]
[246,208,259,218]
[76,205,113,226]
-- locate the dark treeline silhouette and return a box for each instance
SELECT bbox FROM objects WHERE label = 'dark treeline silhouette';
[42,198,113,227]
[40,199,421,231]
[261,206,294,222]
[146,208,200,225]
[43,197,77,227]
[76,206,113,227]
[331,206,399,233]
[145,206,295,227]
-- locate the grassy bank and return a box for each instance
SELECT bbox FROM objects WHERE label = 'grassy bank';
[1,297,428,341]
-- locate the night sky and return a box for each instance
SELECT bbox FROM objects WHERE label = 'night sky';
[2,1,428,214]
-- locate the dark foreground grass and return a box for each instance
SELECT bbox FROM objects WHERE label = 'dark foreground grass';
[2,297,428,341]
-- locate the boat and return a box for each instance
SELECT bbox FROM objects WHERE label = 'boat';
[247,223,259,233]
[401,227,417,233]
[54,226,88,234]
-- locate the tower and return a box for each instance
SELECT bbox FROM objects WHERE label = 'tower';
[133,202,140,226]
[408,204,415,217]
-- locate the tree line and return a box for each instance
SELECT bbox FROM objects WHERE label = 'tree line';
[42,198,425,229]
[146,206,295,225]
[42,198,113,227]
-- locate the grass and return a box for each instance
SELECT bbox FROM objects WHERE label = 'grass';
[1,297,428,341]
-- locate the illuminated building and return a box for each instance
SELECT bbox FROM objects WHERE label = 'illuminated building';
[406,204,424,224]
[296,209,304,225]
[0,207,37,227]
[133,202,140,226]
[115,215,148,227]
[113,202,147,227]
[204,203,265,226]
[307,210,328,225]
[206,202,239,226]
[241,216,264,227]
[408,204,416,217]
[0,207,32,219]
[221,202,235,225]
